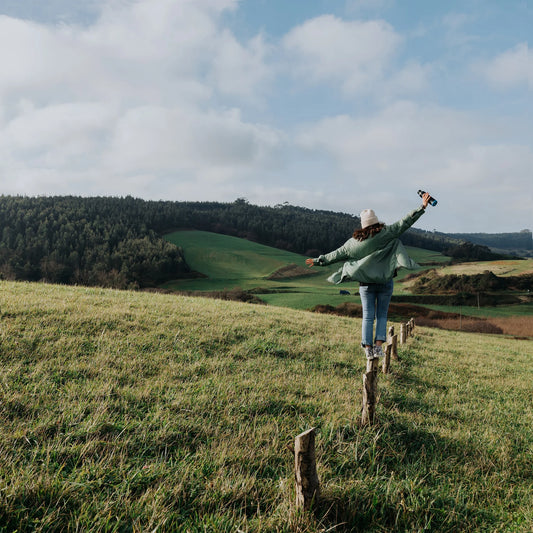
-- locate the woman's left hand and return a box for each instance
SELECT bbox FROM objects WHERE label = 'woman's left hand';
[422,192,431,209]
[305,258,315,267]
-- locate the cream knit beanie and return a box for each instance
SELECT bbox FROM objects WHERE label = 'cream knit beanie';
[360,209,379,229]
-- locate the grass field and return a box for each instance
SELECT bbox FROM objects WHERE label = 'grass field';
[0,280,532,531]
[436,259,533,277]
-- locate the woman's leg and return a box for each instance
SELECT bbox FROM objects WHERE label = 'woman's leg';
[359,285,377,347]
[374,279,394,343]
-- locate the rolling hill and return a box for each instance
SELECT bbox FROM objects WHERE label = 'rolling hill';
[0,280,531,531]
[164,230,313,281]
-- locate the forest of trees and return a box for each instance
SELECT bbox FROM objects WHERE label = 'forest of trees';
[0,195,514,289]
[0,196,191,289]
[446,230,532,251]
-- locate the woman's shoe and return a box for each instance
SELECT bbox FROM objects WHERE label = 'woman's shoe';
[373,345,385,358]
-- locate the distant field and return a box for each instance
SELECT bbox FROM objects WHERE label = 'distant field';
[163,231,533,321]
[163,231,456,310]
[403,246,452,265]
[435,258,533,277]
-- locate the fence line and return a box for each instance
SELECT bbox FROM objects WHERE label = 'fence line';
[294,318,417,507]
[361,317,415,426]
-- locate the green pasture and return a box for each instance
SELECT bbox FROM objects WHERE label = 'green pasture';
[163,231,453,310]
[163,231,533,318]
[402,246,451,266]
[421,301,533,318]
[164,230,304,281]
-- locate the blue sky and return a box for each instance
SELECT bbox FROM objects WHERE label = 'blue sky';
[0,0,531,233]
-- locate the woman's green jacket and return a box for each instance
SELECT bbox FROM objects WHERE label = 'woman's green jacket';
[312,205,426,284]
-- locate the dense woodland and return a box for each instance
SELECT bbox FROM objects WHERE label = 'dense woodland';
[446,230,532,251]
[0,195,519,289]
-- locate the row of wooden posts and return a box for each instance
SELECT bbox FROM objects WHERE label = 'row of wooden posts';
[294,318,416,511]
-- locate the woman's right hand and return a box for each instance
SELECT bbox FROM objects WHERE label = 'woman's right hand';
[305,258,315,267]
[422,192,431,209]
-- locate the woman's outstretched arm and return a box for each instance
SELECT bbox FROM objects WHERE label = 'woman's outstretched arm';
[306,193,431,267]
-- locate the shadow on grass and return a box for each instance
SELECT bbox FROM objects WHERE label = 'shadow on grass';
[309,349,502,532]
[313,420,499,532]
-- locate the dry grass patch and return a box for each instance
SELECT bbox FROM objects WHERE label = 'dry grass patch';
[439,259,533,277]
[489,315,533,338]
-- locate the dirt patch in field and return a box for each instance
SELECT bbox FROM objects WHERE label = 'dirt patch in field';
[310,301,532,339]
[267,263,316,280]
[487,316,533,338]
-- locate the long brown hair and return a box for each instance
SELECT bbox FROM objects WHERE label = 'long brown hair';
[353,222,385,241]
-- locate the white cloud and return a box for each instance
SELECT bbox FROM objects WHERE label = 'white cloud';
[297,101,484,179]
[294,101,533,231]
[0,0,267,106]
[209,31,273,102]
[442,12,479,49]
[0,0,278,198]
[282,15,401,95]
[379,62,431,100]
[0,1,530,233]
[103,105,284,181]
[477,43,532,90]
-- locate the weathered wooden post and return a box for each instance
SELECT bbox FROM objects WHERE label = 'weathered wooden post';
[362,358,379,425]
[391,334,398,360]
[410,317,415,333]
[382,343,391,374]
[400,323,407,344]
[388,325,394,342]
[294,428,320,510]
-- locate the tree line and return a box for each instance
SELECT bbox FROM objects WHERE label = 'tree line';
[0,195,508,289]
[445,230,532,251]
[0,196,190,289]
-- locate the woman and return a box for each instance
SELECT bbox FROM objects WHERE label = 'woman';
[306,193,431,359]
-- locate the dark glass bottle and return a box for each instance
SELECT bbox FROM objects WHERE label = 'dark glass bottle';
[417,190,437,206]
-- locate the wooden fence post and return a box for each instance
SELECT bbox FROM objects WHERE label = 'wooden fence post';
[400,323,407,344]
[388,325,394,342]
[391,334,398,360]
[382,343,391,374]
[294,428,320,511]
[362,358,379,425]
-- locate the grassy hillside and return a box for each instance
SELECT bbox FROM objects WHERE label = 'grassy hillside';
[164,231,451,284]
[0,281,531,532]
[164,230,312,281]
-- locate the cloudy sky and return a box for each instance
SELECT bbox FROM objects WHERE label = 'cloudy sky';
[0,0,531,233]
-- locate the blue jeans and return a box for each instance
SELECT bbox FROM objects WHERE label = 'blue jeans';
[359,279,394,346]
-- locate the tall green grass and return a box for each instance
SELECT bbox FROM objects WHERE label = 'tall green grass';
[0,281,531,531]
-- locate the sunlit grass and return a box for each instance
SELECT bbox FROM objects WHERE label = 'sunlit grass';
[0,281,531,532]
[433,258,533,277]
